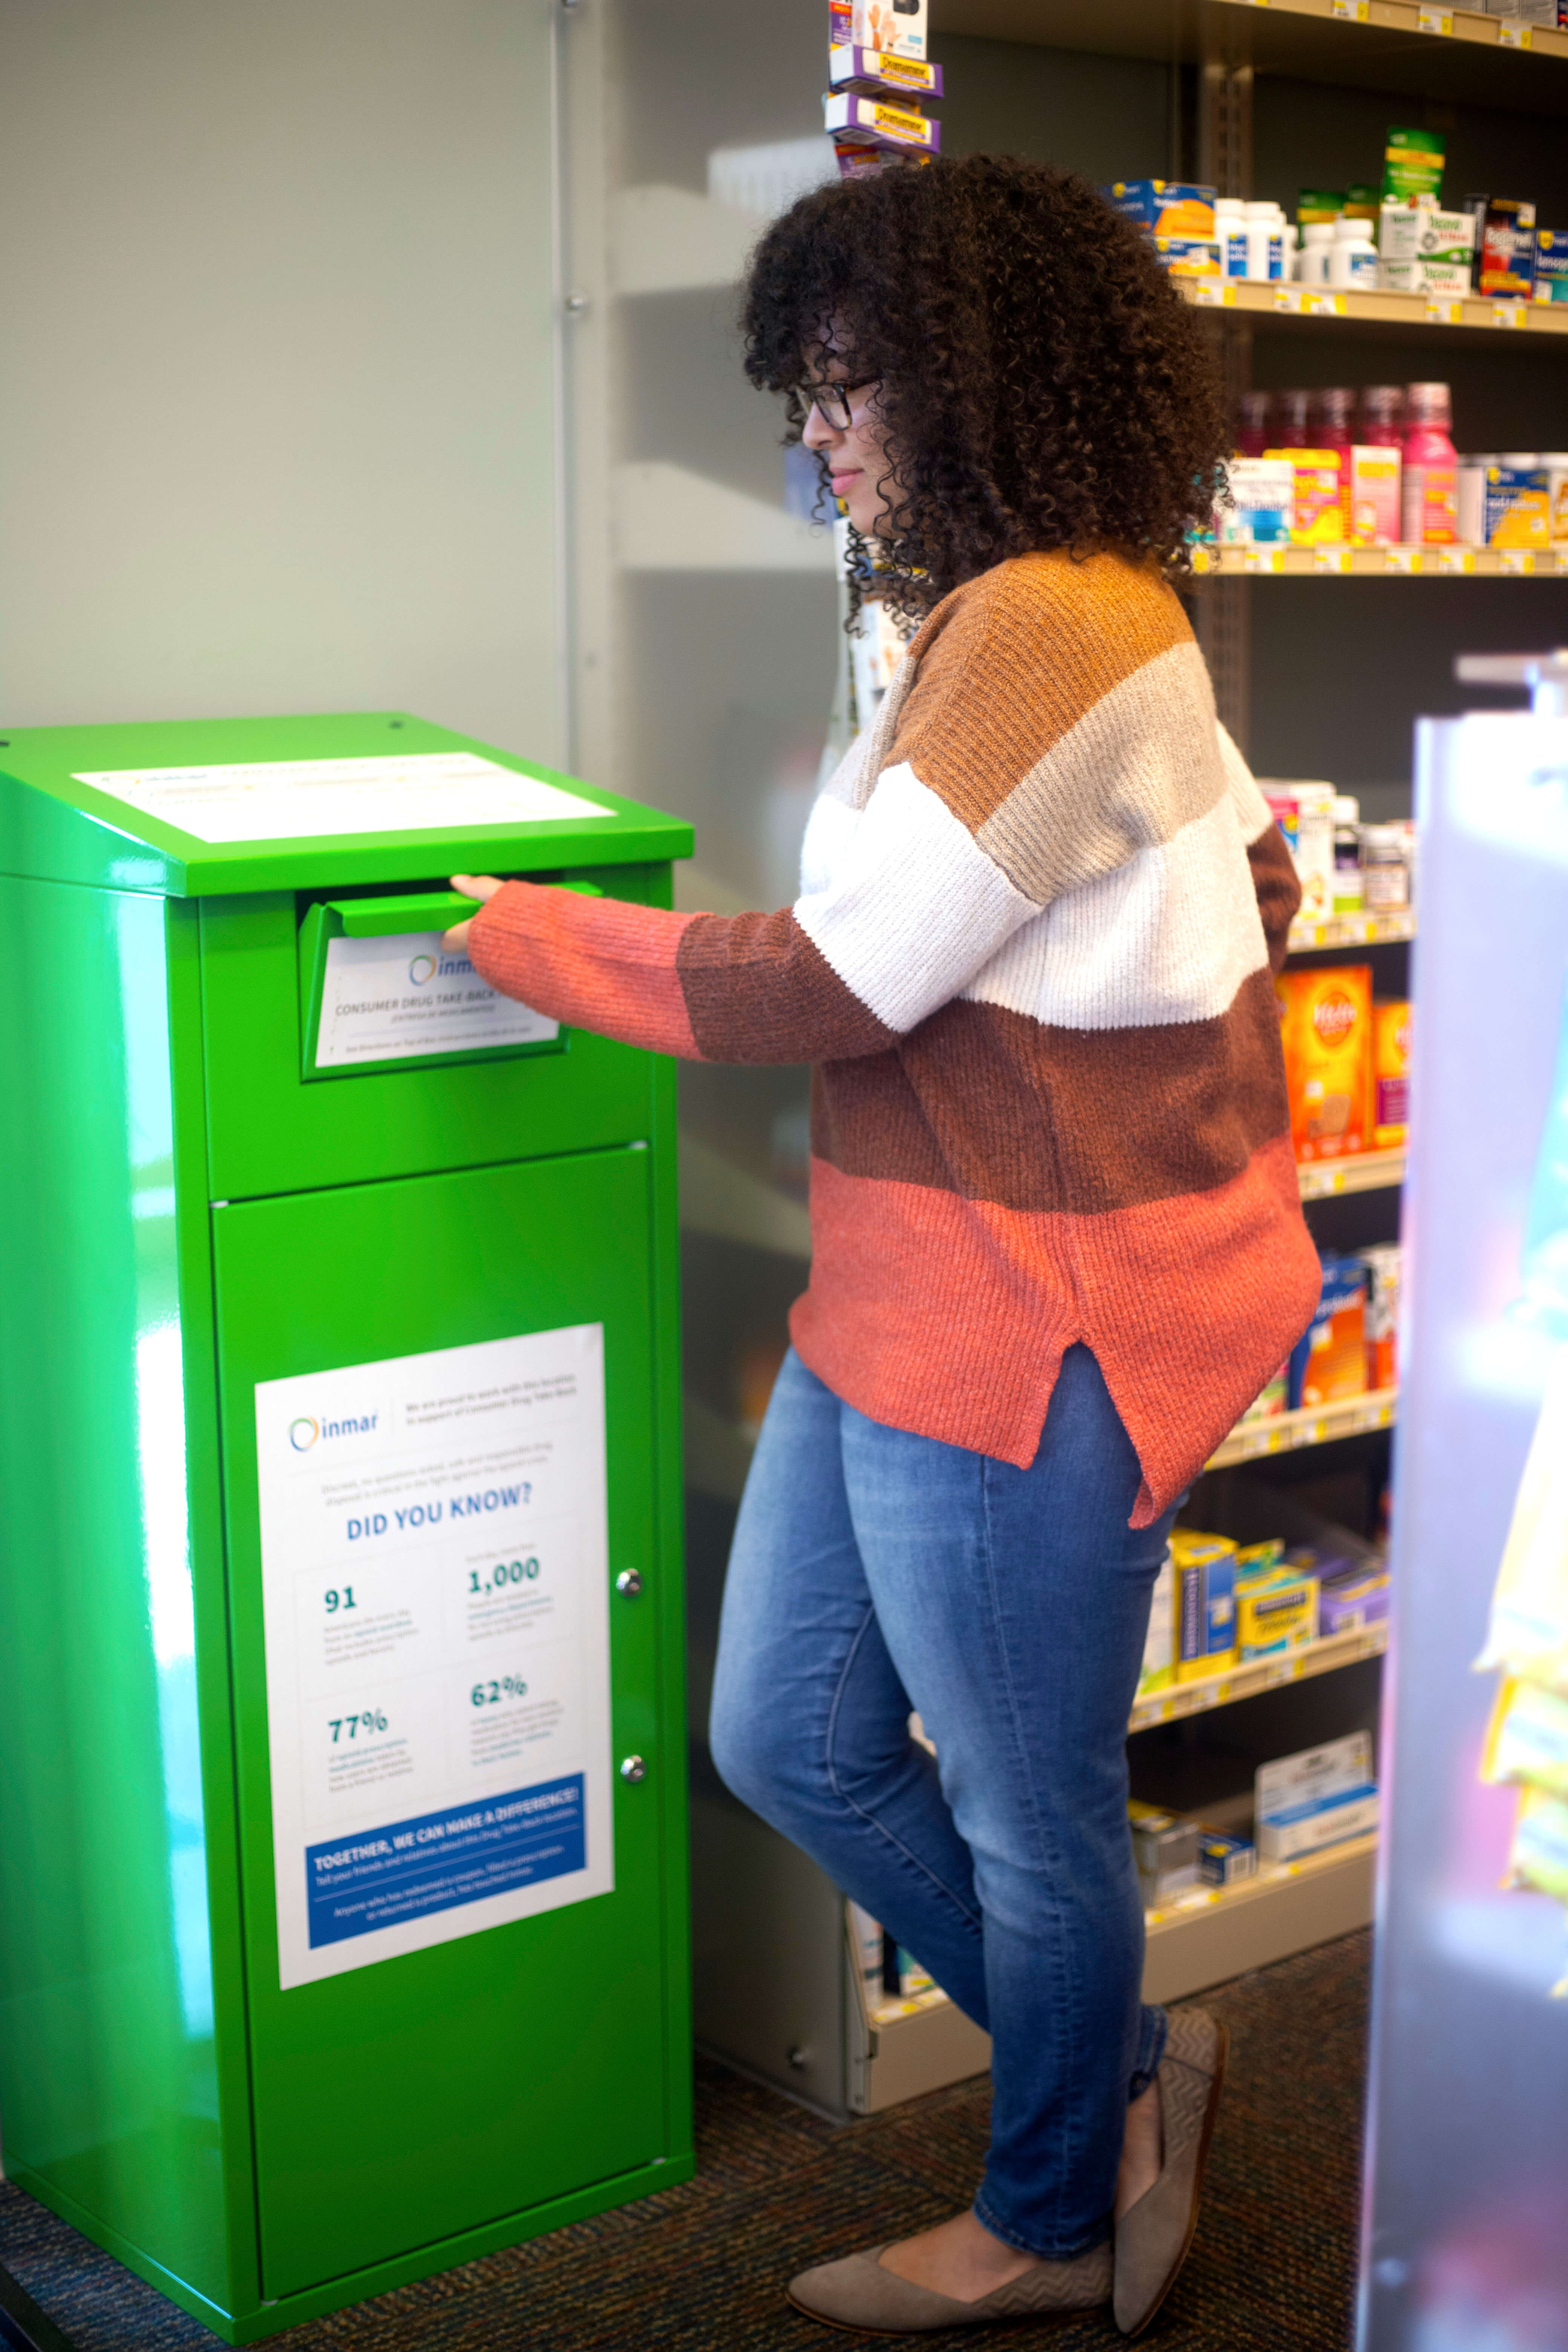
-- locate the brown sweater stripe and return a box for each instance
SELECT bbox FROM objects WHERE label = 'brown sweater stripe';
[808,972,1291,1217]
[675,908,896,1065]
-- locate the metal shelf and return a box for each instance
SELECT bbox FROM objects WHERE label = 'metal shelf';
[1130,1622,1387,1732]
[1298,1145,1406,1198]
[1184,279,1568,343]
[850,1829,1379,2072]
[1142,1832,1378,2002]
[935,0,1568,113]
[1208,1385,1397,1468]
[1193,542,1568,576]
[1289,910,1415,950]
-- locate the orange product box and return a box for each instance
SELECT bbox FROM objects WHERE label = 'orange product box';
[1276,965,1373,1162]
[1373,1000,1411,1149]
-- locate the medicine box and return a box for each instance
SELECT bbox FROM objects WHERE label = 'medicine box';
[1289,1253,1367,1409]
[1263,449,1345,547]
[1483,465,1552,550]
[1378,203,1476,299]
[1371,1002,1410,1150]
[1236,1566,1318,1660]
[850,0,928,60]
[1262,782,1335,920]
[1536,231,1568,302]
[1349,446,1401,547]
[1472,196,1537,298]
[828,45,942,96]
[1197,1833,1257,1888]
[1153,236,1222,278]
[1318,1568,1390,1638]
[1172,1532,1238,1681]
[1129,1804,1201,1906]
[1256,1731,1379,1863]
[1104,181,1216,237]
[1276,964,1374,1162]
[823,92,939,152]
[1138,1549,1176,1696]
[1219,457,1294,547]
[1381,129,1444,205]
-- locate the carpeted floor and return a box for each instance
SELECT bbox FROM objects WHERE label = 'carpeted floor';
[0,1929,1369,2352]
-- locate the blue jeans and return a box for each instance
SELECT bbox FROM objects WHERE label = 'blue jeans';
[708,1343,1179,2260]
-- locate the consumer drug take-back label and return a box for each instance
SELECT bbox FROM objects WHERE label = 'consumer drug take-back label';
[314,931,557,1068]
[254,1325,613,1989]
[72,750,612,844]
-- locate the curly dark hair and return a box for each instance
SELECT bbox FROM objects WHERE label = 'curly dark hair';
[741,155,1228,620]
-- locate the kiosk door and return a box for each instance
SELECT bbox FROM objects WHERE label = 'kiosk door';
[213,1144,669,2297]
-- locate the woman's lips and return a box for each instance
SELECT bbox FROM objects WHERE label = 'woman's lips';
[830,468,861,496]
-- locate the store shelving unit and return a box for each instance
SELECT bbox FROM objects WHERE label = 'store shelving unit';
[577,0,1564,2125]
[1184,278,1568,337]
[1130,1622,1389,1730]
[1210,1385,1398,1465]
[1298,1145,1406,1196]
[1195,542,1568,574]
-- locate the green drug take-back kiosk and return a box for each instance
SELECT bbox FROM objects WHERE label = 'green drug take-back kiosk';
[0,714,695,2340]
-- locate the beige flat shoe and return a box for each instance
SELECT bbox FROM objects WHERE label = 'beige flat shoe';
[1113,2006,1228,2337]
[787,2238,1113,2335]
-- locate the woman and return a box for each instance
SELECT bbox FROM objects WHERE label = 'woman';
[448,156,1318,2337]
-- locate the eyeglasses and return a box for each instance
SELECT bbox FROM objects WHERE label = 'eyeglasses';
[803,379,880,431]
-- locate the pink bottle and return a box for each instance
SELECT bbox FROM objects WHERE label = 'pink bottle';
[1401,382,1458,546]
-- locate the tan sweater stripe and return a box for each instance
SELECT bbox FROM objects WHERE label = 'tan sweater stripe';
[893,550,1194,836]
[973,642,1226,903]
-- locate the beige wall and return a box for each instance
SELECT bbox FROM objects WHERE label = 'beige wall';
[0,0,563,764]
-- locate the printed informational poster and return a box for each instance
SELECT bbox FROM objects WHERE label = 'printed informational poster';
[72,751,613,844]
[314,931,558,1068]
[254,1326,612,1989]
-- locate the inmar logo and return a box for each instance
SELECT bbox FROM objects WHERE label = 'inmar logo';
[408,950,473,986]
[289,1412,377,1452]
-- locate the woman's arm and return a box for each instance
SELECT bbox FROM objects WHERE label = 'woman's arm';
[449,750,1047,1067]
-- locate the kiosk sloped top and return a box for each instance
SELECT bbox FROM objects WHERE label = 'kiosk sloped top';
[0,711,692,894]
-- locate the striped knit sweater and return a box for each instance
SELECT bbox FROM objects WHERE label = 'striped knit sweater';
[470,550,1321,1525]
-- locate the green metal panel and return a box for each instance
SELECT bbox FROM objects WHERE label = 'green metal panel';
[201,878,668,1201]
[0,715,693,2340]
[212,1150,673,2297]
[0,712,691,896]
[0,875,230,2308]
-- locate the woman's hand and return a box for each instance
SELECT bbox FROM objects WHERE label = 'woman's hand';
[443,874,506,951]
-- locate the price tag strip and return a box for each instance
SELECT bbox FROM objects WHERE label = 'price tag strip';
[255,1325,614,1988]
[1417,5,1452,31]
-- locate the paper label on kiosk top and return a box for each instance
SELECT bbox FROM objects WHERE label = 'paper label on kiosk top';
[72,751,613,844]
[315,932,558,1067]
[254,1326,613,1989]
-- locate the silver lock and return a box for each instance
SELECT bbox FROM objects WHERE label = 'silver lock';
[619,1754,647,1784]
[616,1568,644,1597]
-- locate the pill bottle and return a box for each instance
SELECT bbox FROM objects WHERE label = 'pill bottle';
[1328,218,1379,289]
[1332,796,1364,915]
[1456,454,1493,545]
[1401,381,1458,545]
[1236,389,1272,457]
[1299,222,1335,284]
[1360,385,1404,446]
[1214,198,1248,279]
[1361,824,1411,913]
[1243,201,1285,282]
